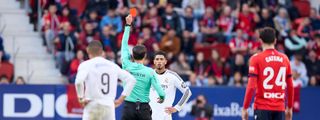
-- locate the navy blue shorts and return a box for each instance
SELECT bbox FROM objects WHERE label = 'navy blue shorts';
[254,109,284,120]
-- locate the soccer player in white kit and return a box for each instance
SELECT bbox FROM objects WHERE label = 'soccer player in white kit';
[75,41,137,120]
[149,51,192,120]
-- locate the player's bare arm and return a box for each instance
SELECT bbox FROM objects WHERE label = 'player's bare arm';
[75,64,90,107]
[115,69,137,108]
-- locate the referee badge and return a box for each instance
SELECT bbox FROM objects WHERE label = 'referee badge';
[181,82,187,88]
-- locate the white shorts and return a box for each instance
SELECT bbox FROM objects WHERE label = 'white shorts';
[151,108,172,120]
[82,102,115,120]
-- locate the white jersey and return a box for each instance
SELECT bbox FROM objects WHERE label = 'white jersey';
[149,70,192,120]
[75,57,136,107]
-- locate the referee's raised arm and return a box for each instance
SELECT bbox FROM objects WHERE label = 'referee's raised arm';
[121,15,133,69]
[120,14,165,120]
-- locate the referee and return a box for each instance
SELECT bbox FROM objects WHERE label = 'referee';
[120,15,165,120]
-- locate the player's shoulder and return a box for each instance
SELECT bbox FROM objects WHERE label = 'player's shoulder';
[277,51,290,61]
[166,70,184,81]
[103,59,120,67]
[145,67,157,76]
[78,60,90,69]
[249,53,260,62]
[166,70,178,76]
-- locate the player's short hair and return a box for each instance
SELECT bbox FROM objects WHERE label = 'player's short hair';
[153,51,167,60]
[87,41,103,56]
[132,45,147,60]
[259,27,276,44]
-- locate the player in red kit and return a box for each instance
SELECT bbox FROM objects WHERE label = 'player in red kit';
[242,27,294,120]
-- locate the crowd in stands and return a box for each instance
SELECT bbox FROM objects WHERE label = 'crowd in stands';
[28,0,320,87]
[0,35,15,84]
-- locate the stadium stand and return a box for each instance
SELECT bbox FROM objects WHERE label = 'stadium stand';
[0,0,65,84]
[1,0,320,86]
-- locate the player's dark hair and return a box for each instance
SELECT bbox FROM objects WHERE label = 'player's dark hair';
[132,45,147,60]
[153,51,167,60]
[87,41,103,56]
[259,27,276,44]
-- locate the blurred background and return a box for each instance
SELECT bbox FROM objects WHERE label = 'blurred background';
[0,0,320,120]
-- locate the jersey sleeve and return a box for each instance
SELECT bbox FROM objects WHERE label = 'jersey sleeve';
[243,56,258,109]
[150,70,165,99]
[173,73,192,111]
[75,64,89,98]
[248,55,259,76]
[121,26,133,69]
[117,67,137,97]
[75,64,88,84]
[285,56,294,108]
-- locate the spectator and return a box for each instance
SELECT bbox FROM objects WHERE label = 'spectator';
[0,75,9,84]
[274,8,291,37]
[100,8,122,35]
[228,71,244,87]
[292,70,303,87]
[256,8,275,29]
[229,29,249,55]
[160,29,181,59]
[14,76,26,85]
[78,22,100,51]
[309,8,320,31]
[167,0,183,8]
[160,4,182,35]
[205,50,225,85]
[236,3,259,36]
[42,4,60,53]
[193,52,210,84]
[104,50,116,62]
[284,30,307,56]
[116,26,139,48]
[59,6,80,32]
[131,8,143,32]
[0,36,10,62]
[142,6,162,38]
[191,95,213,120]
[180,6,197,56]
[291,53,309,87]
[100,25,117,52]
[186,75,203,87]
[137,26,159,56]
[181,0,205,18]
[180,6,199,40]
[297,18,313,39]
[204,0,221,11]
[217,5,235,42]
[127,0,147,12]
[309,34,320,59]
[169,52,193,81]
[69,50,85,83]
[304,50,320,84]
[199,7,224,43]
[54,22,77,74]
[231,54,247,76]
[309,76,319,86]
[83,10,100,32]
[248,29,262,55]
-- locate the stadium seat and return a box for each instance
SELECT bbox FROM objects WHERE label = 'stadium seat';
[293,1,311,17]
[194,43,230,60]
[0,61,14,82]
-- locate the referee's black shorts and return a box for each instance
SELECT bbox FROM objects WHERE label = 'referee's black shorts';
[254,109,284,120]
[121,101,152,120]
